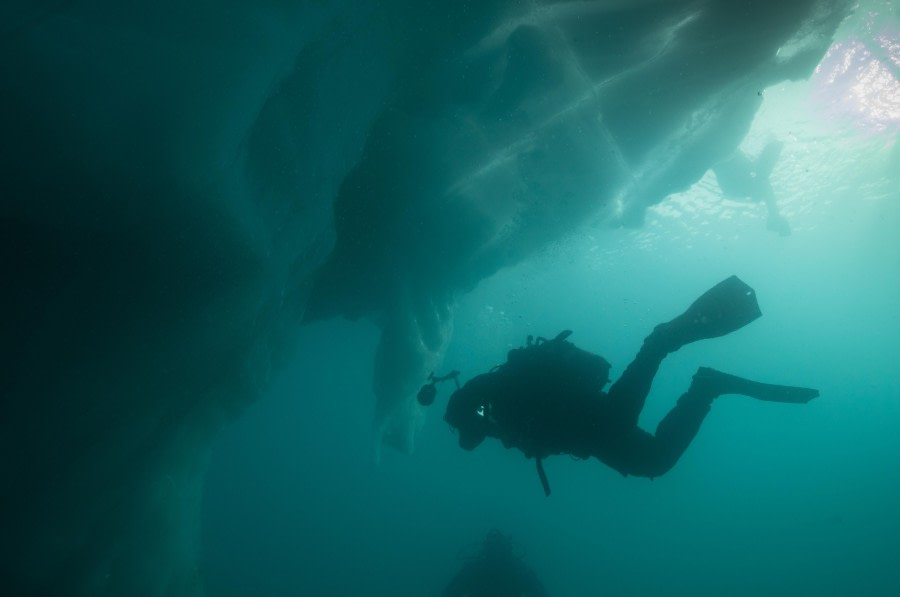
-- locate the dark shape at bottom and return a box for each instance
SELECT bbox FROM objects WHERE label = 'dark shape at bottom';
[443,530,548,597]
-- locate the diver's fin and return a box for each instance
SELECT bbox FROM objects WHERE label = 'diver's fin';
[693,367,819,403]
[651,275,762,351]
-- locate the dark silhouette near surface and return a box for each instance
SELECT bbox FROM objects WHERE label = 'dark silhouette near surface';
[443,530,548,597]
[443,276,818,494]
[713,139,791,235]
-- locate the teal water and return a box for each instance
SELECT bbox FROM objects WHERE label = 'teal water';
[4,1,899,595]
[201,24,900,597]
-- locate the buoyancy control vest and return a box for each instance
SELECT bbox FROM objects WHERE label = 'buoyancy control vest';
[487,331,612,495]
[499,330,611,392]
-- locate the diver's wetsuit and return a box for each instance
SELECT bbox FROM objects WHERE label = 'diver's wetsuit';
[588,333,715,478]
[466,330,715,479]
[444,276,818,483]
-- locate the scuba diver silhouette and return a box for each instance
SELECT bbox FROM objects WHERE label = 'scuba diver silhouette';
[443,530,548,597]
[423,276,818,495]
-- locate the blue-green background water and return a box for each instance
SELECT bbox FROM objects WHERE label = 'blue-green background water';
[201,90,900,594]
[4,1,899,595]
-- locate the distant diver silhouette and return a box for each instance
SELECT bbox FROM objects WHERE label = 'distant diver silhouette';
[431,275,817,495]
[713,139,791,236]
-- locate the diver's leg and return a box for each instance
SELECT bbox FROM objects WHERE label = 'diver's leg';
[604,338,668,427]
[603,367,818,478]
[605,275,763,426]
[600,370,717,478]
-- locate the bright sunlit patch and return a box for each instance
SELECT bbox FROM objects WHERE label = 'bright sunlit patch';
[811,18,900,135]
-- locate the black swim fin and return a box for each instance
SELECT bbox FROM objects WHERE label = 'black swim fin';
[693,367,819,403]
[652,275,762,351]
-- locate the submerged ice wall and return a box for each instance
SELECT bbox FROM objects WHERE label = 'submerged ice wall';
[1,1,850,595]
[304,0,851,453]
[2,2,391,593]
